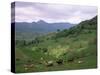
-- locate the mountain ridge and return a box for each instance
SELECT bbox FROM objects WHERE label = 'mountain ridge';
[13,20,74,33]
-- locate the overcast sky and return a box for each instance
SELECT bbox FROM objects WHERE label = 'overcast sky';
[12,2,97,24]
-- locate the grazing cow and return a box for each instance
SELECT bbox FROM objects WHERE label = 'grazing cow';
[78,60,83,64]
[25,67,28,70]
[45,61,53,67]
[29,64,34,68]
[24,64,34,71]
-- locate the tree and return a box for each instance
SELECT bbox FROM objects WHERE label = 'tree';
[34,37,40,44]
[57,29,60,32]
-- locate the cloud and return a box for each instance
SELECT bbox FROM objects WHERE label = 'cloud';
[13,2,97,24]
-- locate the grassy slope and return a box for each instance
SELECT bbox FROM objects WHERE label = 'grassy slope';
[15,16,97,73]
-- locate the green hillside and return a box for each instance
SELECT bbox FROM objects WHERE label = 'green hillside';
[15,16,97,73]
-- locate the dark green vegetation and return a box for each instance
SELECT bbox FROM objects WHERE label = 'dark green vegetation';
[15,16,97,73]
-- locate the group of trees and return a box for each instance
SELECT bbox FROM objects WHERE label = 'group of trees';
[16,37,43,46]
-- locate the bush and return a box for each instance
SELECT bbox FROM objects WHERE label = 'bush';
[56,59,63,65]
[66,51,76,62]
[35,47,48,53]
[61,50,86,62]
[42,48,48,53]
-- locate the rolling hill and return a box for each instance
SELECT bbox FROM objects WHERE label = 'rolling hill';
[15,16,97,73]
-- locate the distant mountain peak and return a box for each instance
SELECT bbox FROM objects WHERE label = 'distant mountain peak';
[37,20,47,24]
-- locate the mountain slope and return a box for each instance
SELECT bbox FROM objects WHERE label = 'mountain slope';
[54,16,97,39]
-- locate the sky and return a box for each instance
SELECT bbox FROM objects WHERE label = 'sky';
[12,2,97,24]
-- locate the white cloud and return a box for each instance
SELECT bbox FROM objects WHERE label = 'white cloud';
[14,2,97,24]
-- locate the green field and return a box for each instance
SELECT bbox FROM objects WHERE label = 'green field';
[15,16,97,73]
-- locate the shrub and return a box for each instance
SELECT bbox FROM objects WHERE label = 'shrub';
[42,48,48,53]
[56,59,63,65]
